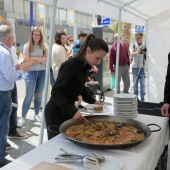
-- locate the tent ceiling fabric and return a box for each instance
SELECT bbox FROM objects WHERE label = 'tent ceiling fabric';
[28,0,170,25]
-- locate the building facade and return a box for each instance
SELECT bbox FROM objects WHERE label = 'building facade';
[1,0,94,51]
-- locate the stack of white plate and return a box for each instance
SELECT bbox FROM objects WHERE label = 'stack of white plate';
[114,93,138,118]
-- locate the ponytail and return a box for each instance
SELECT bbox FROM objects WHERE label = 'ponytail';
[75,34,109,61]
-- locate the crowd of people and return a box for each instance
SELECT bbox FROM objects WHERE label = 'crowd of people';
[0,19,170,168]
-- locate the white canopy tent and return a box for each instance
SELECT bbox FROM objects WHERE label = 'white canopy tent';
[27,0,170,144]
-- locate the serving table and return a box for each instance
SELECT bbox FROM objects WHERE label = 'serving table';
[2,97,169,170]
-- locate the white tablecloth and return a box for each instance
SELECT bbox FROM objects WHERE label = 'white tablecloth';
[2,97,169,170]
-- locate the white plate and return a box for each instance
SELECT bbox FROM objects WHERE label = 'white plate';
[114,93,137,99]
[114,103,138,107]
[100,155,123,170]
[114,106,137,110]
[114,98,137,102]
[85,104,110,113]
[81,111,94,116]
[115,111,138,115]
[114,108,137,112]
[114,100,137,104]
[115,114,138,118]
[102,102,112,106]
[115,110,138,113]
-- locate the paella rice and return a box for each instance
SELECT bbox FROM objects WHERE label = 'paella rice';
[65,120,145,144]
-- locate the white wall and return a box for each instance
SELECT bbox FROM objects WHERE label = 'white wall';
[147,9,170,102]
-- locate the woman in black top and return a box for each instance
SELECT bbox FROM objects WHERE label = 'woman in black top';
[45,34,109,139]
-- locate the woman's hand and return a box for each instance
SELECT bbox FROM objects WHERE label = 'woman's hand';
[92,65,98,73]
[94,101,103,105]
[73,111,86,120]
[161,103,170,117]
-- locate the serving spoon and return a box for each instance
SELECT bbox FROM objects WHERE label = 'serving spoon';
[55,155,99,170]
[59,148,105,162]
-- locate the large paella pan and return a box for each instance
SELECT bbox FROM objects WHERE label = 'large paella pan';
[59,115,161,149]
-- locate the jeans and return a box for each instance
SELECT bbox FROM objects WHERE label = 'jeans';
[8,83,18,135]
[22,70,45,118]
[0,91,12,163]
[132,67,145,101]
[50,67,55,87]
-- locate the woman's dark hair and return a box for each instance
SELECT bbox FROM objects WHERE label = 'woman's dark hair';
[54,31,66,45]
[75,34,109,61]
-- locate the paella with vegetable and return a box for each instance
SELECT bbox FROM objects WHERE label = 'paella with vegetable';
[65,120,145,145]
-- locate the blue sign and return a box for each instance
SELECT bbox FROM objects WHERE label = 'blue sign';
[18,21,31,27]
[135,25,144,32]
[101,18,110,25]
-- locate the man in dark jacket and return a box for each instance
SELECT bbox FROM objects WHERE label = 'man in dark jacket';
[161,52,170,116]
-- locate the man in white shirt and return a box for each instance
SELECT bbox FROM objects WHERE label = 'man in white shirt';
[0,20,28,151]
[0,24,30,167]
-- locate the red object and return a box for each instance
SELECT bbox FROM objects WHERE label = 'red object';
[109,43,130,72]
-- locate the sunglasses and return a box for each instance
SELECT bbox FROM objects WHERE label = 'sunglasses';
[70,40,74,42]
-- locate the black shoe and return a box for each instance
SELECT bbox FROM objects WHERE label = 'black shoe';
[78,105,85,110]
[0,158,12,168]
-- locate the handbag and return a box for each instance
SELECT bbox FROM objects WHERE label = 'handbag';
[110,76,115,90]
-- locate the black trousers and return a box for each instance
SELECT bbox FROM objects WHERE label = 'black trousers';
[9,83,18,135]
[45,98,72,140]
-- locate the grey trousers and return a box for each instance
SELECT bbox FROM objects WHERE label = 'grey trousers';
[115,65,130,93]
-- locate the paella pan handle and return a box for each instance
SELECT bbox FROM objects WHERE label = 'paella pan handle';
[147,124,161,132]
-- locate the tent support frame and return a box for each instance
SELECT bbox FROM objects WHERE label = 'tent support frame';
[38,0,150,144]
[39,0,57,145]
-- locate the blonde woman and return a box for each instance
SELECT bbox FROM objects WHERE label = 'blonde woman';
[17,27,47,127]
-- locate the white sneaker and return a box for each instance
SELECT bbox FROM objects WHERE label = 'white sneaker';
[17,118,26,128]
[34,115,41,123]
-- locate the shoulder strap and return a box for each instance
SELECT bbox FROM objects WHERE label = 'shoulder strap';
[133,43,135,52]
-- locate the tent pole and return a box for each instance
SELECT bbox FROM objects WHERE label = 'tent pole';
[114,8,121,95]
[145,20,149,101]
[115,0,138,95]
[99,0,146,21]
[39,0,57,145]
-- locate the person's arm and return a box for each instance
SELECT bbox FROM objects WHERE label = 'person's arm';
[30,56,47,64]
[30,47,47,64]
[91,65,98,73]
[23,53,39,65]
[123,44,130,67]
[109,46,115,76]
[161,52,170,116]
[22,44,39,65]
[80,86,96,104]
[130,46,141,57]
[164,53,170,103]
[1,53,30,82]
[52,45,67,77]
[51,63,79,118]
